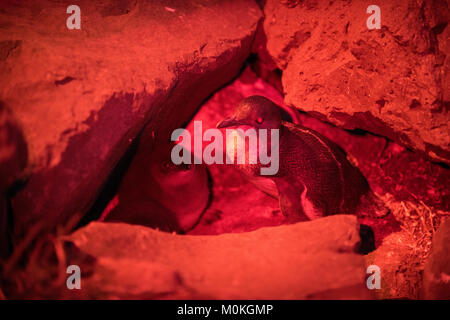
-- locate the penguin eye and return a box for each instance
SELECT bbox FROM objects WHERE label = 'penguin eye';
[255,117,264,124]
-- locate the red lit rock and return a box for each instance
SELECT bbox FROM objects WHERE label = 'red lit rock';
[365,231,420,299]
[62,215,372,299]
[423,218,450,299]
[261,0,450,164]
[0,0,262,242]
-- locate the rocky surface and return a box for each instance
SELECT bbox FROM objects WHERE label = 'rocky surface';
[0,0,261,242]
[423,218,450,299]
[260,0,449,164]
[56,215,371,299]
[366,230,423,299]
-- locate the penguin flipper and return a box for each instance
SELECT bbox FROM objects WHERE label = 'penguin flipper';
[274,178,309,222]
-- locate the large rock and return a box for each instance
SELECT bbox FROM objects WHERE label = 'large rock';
[423,218,450,299]
[0,0,261,241]
[365,230,422,299]
[262,0,449,164]
[61,215,371,299]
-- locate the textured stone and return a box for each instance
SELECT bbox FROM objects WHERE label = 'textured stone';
[365,230,421,299]
[0,0,261,241]
[423,218,450,299]
[63,215,372,299]
[262,0,449,164]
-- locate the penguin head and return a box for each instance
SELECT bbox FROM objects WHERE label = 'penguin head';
[217,95,282,130]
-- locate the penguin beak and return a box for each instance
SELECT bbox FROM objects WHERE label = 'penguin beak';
[216,117,242,128]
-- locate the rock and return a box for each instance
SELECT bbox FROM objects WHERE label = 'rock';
[62,215,372,299]
[423,218,450,299]
[366,230,423,299]
[0,0,261,242]
[261,0,450,164]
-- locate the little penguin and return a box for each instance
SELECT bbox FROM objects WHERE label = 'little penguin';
[217,95,386,221]
[104,142,211,233]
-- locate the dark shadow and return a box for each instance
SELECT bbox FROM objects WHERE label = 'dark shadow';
[76,131,142,229]
[356,224,376,254]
